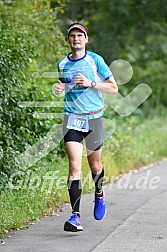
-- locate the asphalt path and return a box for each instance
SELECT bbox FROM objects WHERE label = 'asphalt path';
[1,160,167,252]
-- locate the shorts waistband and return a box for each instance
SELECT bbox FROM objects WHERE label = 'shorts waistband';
[64,109,103,116]
[89,109,103,115]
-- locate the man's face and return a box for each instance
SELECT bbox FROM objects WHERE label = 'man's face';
[68,29,88,50]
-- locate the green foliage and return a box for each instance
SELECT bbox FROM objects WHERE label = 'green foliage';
[0,0,69,72]
[0,27,37,186]
[0,0,69,189]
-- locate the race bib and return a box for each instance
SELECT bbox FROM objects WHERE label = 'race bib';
[67,114,89,132]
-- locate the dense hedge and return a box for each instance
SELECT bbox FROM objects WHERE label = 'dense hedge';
[0,0,70,190]
[0,23,67,191]
[0,27,38,188]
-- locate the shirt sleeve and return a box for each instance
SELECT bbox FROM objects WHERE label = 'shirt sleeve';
[96,54,112,80]
[57,62,64,82]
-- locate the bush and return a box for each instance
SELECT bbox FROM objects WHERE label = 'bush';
[0,0,70,190]
[0,27,37,186]
[0,25,67,191]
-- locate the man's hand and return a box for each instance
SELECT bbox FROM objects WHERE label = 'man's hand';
[73,73,91,87]
[53,80,64,96]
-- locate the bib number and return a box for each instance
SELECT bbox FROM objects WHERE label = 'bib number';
[67,114,89,132]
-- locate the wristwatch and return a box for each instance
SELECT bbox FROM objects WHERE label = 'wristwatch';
[91,81,96,88]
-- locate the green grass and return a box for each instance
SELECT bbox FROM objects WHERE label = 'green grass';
[0,114,167,235]
[107,115,167,172]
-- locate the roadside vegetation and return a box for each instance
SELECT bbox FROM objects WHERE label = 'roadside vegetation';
[0,0,167,235]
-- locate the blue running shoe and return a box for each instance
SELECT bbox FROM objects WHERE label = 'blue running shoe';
[64,214,83,232]
[94,193,106,220]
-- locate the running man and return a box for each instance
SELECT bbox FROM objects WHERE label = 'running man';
[54,23,118,232]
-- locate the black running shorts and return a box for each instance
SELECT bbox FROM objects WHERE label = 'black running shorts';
[63,115,104,151]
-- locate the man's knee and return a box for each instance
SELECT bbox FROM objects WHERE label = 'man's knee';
[68,160,81,178]
[89,161,102,174]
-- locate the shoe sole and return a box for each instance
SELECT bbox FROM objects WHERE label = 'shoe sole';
[64,221,83,232]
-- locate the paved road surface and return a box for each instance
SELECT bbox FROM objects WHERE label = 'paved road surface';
[1,160,167,252]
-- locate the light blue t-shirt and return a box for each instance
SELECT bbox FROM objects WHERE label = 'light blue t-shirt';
[57,51,112,119]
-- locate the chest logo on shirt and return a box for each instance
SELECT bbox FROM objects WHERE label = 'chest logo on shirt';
[81,65,89,70]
